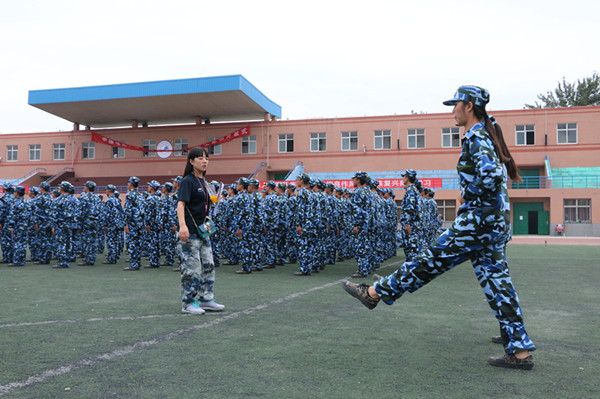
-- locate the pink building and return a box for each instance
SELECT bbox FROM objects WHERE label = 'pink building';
[2,76,599,236]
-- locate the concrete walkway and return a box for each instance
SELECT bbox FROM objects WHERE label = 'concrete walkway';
[509,235,600,246]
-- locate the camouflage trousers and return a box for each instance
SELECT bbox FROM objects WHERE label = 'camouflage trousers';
[54,227,74,267]
[375,213,536,355]
[105,228,122,263]
[402,230,421,262]
[1,229,14,263]
[80,227,97,264]
[239,231,262,272]
[352,229,371,275]
[263,229,279,266]
[285,230,298,262]
[147,229,161,266]
[12,230,28,266]
[160,229,178,265]
[296,230,315,274]
[28,229,40,261]
[37,228,54,264]
[126,226,143,268]
[178,235,215,304]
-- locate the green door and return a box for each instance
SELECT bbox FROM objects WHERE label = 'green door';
[513,202,548,235]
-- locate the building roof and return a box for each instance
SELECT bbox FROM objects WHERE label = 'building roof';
[28,75,282,128]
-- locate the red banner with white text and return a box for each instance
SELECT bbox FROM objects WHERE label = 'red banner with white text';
[258,178,442,190]
[91,126,250,152]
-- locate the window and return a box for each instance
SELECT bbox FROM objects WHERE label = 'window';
[6,145,18,162]
[278,134,294,153]
[310,132,327,152]
[341,131,358,151]
[374,129,391,150]
[442,127,460,148]
[207,137,222,155]
[516,125,535,146]
[564,199,590,223]
[29,144,41,161]
[408,128,425,149]
[53,143,65,160]
[143,139,156,157]
[82,142,95,159]
[112,146,125,158]
[174,138,188,156]
[242,135,256,154]
[436,199,457,223]
[557,123,577,144]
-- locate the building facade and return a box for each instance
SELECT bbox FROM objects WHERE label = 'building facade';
[2,105,600,236]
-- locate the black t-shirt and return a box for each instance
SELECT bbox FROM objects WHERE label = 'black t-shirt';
[178,173,210,235]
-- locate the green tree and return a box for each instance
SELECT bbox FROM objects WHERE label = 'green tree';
[525,73,600,108]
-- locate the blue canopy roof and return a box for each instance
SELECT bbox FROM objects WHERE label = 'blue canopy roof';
[28,75,281,127]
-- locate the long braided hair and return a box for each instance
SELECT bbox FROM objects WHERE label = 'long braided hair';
[473,105,522,183]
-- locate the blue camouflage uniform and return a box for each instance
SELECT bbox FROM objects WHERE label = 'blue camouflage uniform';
[103,187,125,264]
[293,180,316,275]
[350,184,372,276]
[124,177,145,269]
[6,188,31,266]
[375,115,536,355]
[159,183,178,266]
[144,181,162,267]
[0,184,16,263]
[79,182,102,265]
[52,183,80,268]
[400,174,421,262]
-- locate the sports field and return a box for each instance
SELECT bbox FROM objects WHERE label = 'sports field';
[1,244,598,399]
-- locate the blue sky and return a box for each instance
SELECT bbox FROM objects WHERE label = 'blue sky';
[1,0,598,133]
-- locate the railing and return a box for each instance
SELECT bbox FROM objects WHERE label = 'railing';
[15,167,48,183]
[248,162,266,179]
[439,176,600,191]
[284,161,304,181]
[44,167,75,184]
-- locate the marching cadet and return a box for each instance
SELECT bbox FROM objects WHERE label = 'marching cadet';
[78,181,101,266]
[350,171,372,277]
[262,181,279,269]
[222,183,240,266]
[324,183,339,266]
[0,183,16,264]
[35,182,54,264]
[102,184,124,264]
[27,187,41,262]
[274,182,288,266]
[144,180,162,268]
[399,169,421,262]
[6,186,31,267]
[123,176,145,271]
[284,183,298,264]
[233,177,253,274]
[52,181,80,268]
[292,173,316,276]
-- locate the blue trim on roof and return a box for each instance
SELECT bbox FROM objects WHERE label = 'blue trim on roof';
[28,75,281,118]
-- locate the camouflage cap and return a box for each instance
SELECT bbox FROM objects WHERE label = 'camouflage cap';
[352,171,368,180]
[148,180,161,190]
[30,187,40,195]
[85,181,96,189]
[248,178,259,186]
[297,173,311,184]
[401,169,417,178]
[369,179,380,188]
[52,189,61,197]
[2,183,14,192]
[443,85,490,107]
[39,181,51,191]
[325,182,335,190]
[286,183,296,190]
[266,180,276,189]
[276,182,287,190]
[238,177,249,188]
[60,181,73,191]
[164,182,174,192]
[106,184,116,192]
[128,176,140,186]
[172,176,183,184]
[15,186,26,196]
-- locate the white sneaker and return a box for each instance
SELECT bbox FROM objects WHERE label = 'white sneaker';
[198,300,225,311]
[182,301,206,315]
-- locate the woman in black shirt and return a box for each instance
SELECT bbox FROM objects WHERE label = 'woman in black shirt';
[177,147,225,314]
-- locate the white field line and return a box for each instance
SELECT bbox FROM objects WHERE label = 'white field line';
[0,261,403,397]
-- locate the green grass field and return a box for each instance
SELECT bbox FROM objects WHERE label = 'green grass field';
[1,244,599,399]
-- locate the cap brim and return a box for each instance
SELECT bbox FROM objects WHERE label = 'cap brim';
[443,99,458,106]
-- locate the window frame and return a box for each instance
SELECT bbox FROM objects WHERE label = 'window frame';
[142,139,156,157]
[341,131,358,151]
[515,124,535,146]
[207,137,222,155]
[278,133,294,153]
[82,142,95,159]
[407,128,425,149]
[112,146,125,159]
[557,123,577,144]
[310,132,327,152]
[373,129,392,150]
[6,145,18,162]
[436,199,456,223]
[174,138,189,157]
[29,144,41,161]
[441,127,461,148]
[242,135,257,154]
[53,143,66,161]
[563,198,591,223]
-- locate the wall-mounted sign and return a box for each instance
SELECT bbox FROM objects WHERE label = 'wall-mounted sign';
[156,140,173,159]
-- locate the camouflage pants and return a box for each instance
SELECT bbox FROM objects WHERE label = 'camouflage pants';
[106,229,122,263]
[352,229,371,275]
[296,229,315,274]
[375,213,536,355]
[239,231,261,272]
[402,230,421,262]
[285,230,298,262]
[178,235,215,304]
[38,228,54,264]
[28,229,40,261]
[54,227,74,267]
[148,229,161,266]
[126,226,143,268]
[12,230,28,266]
[160,229,177,265]
[263,229,279,266]
[1,229,14,262]
[81,227,97,264]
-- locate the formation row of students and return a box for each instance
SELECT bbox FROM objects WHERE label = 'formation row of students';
[0,178,182,269]
[1,170,442,273]
[211,172,402,276]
